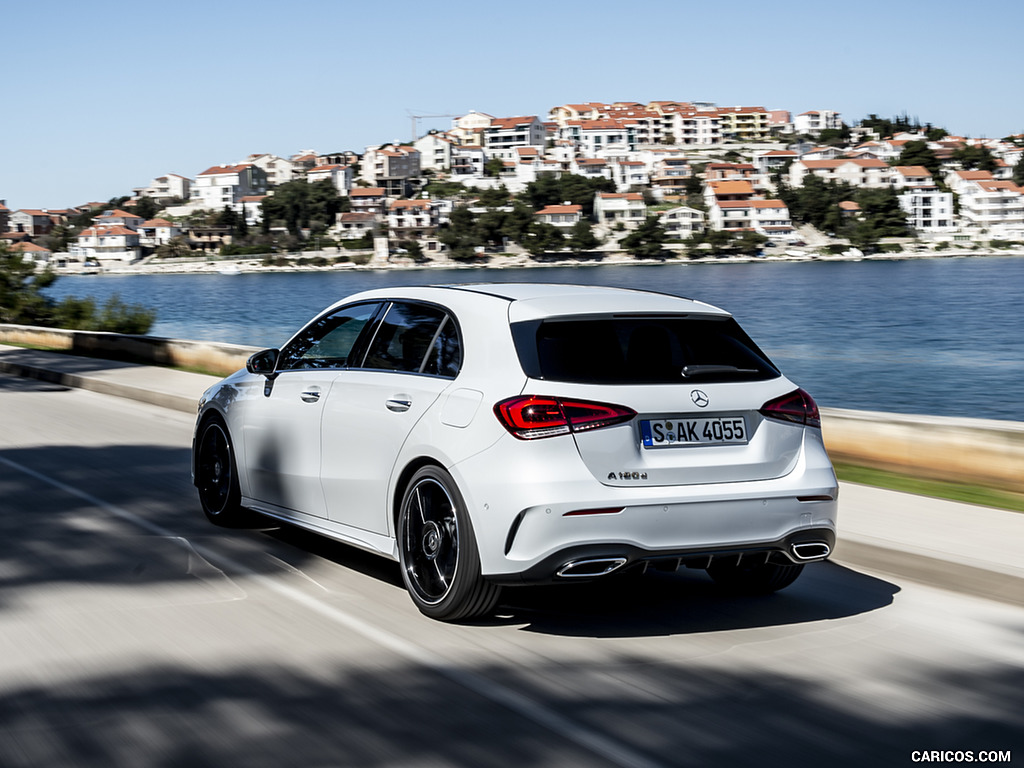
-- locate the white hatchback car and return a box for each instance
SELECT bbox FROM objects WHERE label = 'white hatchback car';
[193,284,838,620]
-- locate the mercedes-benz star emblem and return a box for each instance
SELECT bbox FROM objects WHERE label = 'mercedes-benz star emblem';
[691,389,709,408]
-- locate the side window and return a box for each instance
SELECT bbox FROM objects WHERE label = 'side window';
[277,302,379,371]
[363,302,460,377]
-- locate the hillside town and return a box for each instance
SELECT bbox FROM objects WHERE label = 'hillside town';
[3,101,1024,269]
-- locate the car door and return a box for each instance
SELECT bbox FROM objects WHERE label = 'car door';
[242,301,382,517]
[320,301,461,534]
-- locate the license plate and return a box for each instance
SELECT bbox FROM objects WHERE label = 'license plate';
[640,417,747,448]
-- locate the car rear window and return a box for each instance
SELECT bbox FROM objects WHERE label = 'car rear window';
[511,315,780,384]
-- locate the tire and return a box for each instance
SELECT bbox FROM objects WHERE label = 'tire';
[195,417,246,526]
[706,558,804,595]
[397,466,501,621]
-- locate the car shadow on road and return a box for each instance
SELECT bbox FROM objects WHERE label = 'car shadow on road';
[491,562,900,637]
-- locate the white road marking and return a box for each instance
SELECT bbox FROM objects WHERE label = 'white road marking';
[0,454,664,768]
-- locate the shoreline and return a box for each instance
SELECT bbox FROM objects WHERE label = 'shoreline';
[52,247,1024,277]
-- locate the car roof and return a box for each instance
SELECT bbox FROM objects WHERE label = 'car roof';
[334,283,730,322]
[447,283,731,322]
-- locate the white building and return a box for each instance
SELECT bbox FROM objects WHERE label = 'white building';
[69,225,141,263]
[534,204,582,230]
[450,111,494,145]
[245,154,299,187]
[659,206,705,238]
[794,110,842,137]
[190,163,268,211]
[360,145,421,197]
[138,218,184,246]
[414,132,457,172]
[307,164,353,195]
[709,199,793,236]
[957,179,1024,236]
[483,116,546,160]
[789,158,893,188]
[132,173,192,203]
[593,193,646,228]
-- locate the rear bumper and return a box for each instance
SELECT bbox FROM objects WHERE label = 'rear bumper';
[450,430,839,580]
[487,527,836,585]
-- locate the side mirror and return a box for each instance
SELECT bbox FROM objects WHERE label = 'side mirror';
[246,348,280,375]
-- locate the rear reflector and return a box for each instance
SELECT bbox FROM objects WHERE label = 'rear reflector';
[494,396,636,440]
[563,507,625,517]
[759,388,821,428]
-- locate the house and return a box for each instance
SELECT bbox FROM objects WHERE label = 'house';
[649,152,692,195]
[240,196,267,226]
[0,200,8,233]
[333,211,378,240]
[704,163,758,181]
[388,199,445,240]
[414,132,457,172]
[450,144,487,177]
[450,111,494,145]
[306,164,353,195]
[704,180,756,207]
[94,208,144,230]
[138,218,184,246]
[9,241,53,266]
[794,110,842,137]
[593,193,646,228]
[898,188,955,232]
[360,145,420,197]
[483,116,546,160]
[716,106,771,141]
[245,154,299,187]
[349,187,387,216]
[190,163,268,211]
[571,157,613,181]
[69,225,142,263]
[613,160,650,191]
[753,150,797,177]
[658,106,722,146]
[659,206,705,238]
[946,169,995,194]
[7,209,55,236]
[709,199,793,235]
[789,158,893,188]
[132,173,192,203]
[534,204,582,230]
[560,119,634,157]
[956,179,1024,236]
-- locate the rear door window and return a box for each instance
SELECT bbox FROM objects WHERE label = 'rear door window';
[362,302,462,377]
[512,315,780,384]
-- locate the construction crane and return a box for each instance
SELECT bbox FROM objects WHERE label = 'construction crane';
[407,111,459,142]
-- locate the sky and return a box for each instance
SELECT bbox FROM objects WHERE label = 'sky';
[3,0,1022,210]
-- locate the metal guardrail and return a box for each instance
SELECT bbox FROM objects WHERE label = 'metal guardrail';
[3,324,1023,493]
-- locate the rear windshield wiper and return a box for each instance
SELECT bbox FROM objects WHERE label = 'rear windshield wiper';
[681,365,759,378]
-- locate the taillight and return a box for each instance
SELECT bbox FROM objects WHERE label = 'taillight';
[760,388,821,428]
[494,396,636,440]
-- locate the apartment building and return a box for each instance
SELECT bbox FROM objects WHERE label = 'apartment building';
[190,163,268,211]
[483,116,546,160]
[593,192,646,228]
[794,110,842,137]
[709,199,793,235]
[69,225,141,263]
[716,106,771,141]
[360,145,421,197]
[132,173,191,203]
[789,158,893,188]
[659,206,705,238]
[306,164,353,195]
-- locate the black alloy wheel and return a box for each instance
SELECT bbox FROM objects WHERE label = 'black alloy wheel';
[196,418,244,525]
[398,466,500,621]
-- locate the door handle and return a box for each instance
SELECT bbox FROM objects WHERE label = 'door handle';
[301,389,321,403]
[386,397,412,412]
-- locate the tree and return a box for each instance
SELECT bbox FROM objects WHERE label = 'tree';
[477,184,510,208]
[0,243,155,332]
[437,205,480,260]
[521,222,565,256]
[484,157,506,177]
[261,179,345,237]
[132,196,160,220]
[620,216,668,259]
[953,145,998,172]
[523,173,615,218]
[897,140,941,178]
[1013,154,1024,187]
[567,220,599,253]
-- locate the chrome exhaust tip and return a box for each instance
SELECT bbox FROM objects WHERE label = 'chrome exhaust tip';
[556,557,628,578]
[791,542,831,561]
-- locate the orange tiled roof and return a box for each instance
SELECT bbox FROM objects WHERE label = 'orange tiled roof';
[535,205,582,215]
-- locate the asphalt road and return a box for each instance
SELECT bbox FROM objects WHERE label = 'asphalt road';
[1,373,1021,768]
